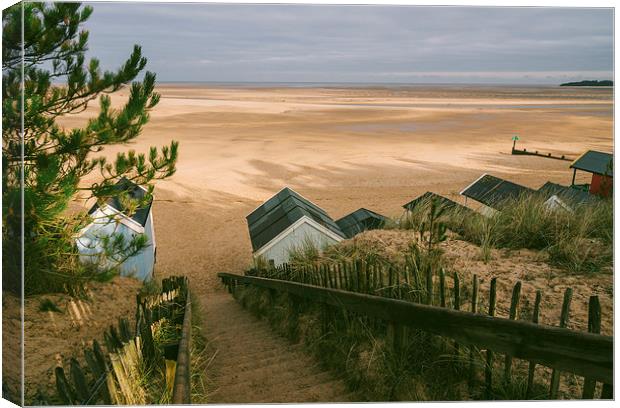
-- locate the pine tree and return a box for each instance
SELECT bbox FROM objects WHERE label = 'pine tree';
[2,2,179,294]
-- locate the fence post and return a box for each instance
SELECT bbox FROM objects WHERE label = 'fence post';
[439,268,446,308]
[55,366,76,405]
[355,260,362,292]
[526,290,542,399]
[582,295,601,399]
[549,287,573,399]
[504,281,522,384]
[425,265,433,305]
[378,264,385,295]
[70,358,89,403]
[485,277,498,399]
[468,274,479,388]
[453,272,460,354]
[336,263,343,289]
[362,261,369,294]
[402,264,410,300]
[388,266,394,298]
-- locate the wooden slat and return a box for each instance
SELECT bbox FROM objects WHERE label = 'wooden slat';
[582,295,601,399]
[526,290,542,399]
[70,358,89,403]
[172,291,192,404]
[468,274,479,388]
[504,281,522,383]
[439,268,446,308]
[453,272,461,353]
[549,287,573,399]
[217,273,612,383]
[425,266,433,305]
[485,277,497,398]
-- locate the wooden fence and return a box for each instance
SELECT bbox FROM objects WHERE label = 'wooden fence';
[52,276,192,405]
[219,264,612,400]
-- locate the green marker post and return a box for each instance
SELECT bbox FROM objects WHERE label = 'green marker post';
[511,134,520,152]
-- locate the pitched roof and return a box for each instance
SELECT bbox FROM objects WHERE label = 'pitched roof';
[537,182,598,206]
[460,174,534,209]
[402,191,470,212]
[335,208,387,239]
[246,187,345,252]
[88,178,152,227]
[570,150,613,176]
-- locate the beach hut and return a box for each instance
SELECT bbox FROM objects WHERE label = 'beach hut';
[403,191,473,214]
[537,181,598,212]
[402,191,477,226]
[569,150,613,197]
[76,178,156,281]
[247,187,346,266]
[335,208,387,239]
[460,174,534,216]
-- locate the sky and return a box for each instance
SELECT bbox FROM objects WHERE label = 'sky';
[81,2,614,84]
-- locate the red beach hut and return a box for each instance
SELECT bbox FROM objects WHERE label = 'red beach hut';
[569,150,613,198]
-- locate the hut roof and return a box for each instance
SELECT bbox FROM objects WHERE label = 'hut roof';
[460,174,534,209]
[246,187,345,252]
[538,182,598,206]
[402,191,471,213]
[88,178,152,227]
[570,150,613,176]
[335,208,387,239]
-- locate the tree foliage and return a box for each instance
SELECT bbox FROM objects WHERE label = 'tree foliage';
[2,2,179,294]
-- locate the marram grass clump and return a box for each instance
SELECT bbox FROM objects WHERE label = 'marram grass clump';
[438,194,612,275]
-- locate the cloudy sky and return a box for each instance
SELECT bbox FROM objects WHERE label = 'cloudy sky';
[82,3,613,84]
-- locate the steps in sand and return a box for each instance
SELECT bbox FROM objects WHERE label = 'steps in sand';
[204,290,355,403]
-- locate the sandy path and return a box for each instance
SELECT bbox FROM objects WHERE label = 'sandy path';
[204,290,353,403]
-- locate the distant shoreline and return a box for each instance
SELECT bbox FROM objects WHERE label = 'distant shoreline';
[155,81,591,89]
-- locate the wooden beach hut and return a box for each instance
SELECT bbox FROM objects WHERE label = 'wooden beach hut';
[402,191,478,226]
[335,208,387,239]
[247,187,346,266]
[537,181,598,212]
[76,178,156,281]
[460,174,534,216]
[569,150,613,197]
[403,191,473,214]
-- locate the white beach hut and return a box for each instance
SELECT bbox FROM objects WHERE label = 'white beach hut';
[247,187,346,266]
[76,178,156,281]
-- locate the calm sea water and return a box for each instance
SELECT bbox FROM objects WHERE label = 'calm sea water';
[157,81,571,89]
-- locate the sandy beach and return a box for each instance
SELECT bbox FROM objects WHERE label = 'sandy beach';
[57,84,613,295]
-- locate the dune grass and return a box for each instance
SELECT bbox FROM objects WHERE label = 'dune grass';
[402,194,613,275]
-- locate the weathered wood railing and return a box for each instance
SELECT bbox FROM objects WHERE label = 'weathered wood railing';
[218,272,613,397]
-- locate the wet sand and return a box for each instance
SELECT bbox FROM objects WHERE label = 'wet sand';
[58,84,613,295]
